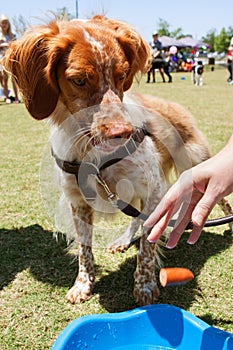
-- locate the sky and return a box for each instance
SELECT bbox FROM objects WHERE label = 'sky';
[1,0,232,42]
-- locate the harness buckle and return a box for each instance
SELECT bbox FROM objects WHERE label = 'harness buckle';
[95,173,119,208]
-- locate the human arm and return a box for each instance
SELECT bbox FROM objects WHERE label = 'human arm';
[0,42,8,49]
[152,40,163,58]
[0,41,9,55]
[144,134,233,248]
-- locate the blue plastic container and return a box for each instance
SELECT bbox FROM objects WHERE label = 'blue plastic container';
[52,304,233,350]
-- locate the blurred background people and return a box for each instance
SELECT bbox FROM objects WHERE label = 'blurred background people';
[227,37,233,84]
[147,32,171,83]
[0,14,20,103]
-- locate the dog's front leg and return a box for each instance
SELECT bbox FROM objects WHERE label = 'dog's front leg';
[66,204,95,304]
[133,227,160,306]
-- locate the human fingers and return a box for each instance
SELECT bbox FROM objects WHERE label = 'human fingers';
[166,199,197,248]
[166,221,203,248]
[145,171,193,242]
[145,191,184,243]
[191,190,219,228]
[187,225,203,245]
[165,189,204,248]
[186,189,220,245]
[165,228,183,249]
[147,207,174,243]
[144,197,174,228]
[144,180,186,229]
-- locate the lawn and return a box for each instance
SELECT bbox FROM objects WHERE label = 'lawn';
[0,67,233,349]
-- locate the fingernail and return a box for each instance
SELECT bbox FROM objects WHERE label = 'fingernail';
[192,214,203,226]
[143,221,152,227]
[165,243,175,249]
[147,237,157,243]
[187,239,195,245]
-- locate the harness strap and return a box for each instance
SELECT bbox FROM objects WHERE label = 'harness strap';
[52,127,150,203]
[52,127,149,176]
[51,129,233,229]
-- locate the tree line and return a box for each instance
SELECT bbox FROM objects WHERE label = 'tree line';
[12,11,233,53]
[156,18,233,52]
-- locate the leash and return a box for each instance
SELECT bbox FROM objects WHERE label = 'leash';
[94,173,233,230]
[52,128,233,231]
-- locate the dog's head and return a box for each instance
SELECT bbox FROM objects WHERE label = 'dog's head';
[196,61,204,75]
[4,16,150,126]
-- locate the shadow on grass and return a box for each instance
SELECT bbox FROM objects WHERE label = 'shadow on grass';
[0,224,77,289]
[0,224,232,319]
[94,229,233,313]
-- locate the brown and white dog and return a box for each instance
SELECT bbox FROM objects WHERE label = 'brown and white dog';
[3,16,232,305]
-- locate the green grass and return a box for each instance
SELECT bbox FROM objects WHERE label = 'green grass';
[0,67,233,349]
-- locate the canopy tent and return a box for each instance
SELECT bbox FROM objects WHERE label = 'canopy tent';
[177,36,210,48]
[159,36,186,48]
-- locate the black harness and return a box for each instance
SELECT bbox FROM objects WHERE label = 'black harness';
[52,128,150,220]
[52,128,233,230]
[52,128,148,179]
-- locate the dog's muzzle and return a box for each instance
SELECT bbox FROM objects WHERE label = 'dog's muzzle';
[52,127,150,201]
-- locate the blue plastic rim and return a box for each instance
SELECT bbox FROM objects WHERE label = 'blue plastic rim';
[51,304,233,350]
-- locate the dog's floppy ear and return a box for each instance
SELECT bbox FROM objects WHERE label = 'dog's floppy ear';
[4,22,68,119]
[99,17,151,91]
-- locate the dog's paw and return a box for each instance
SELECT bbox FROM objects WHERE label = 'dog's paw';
[65,274,95,304]
[133,275,160,306]
[107,233,132,253]
[107,234,132,253]
[108,242,131,253]
[108,218,140,253]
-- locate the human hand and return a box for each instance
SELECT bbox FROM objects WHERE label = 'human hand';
[144,136,233,248]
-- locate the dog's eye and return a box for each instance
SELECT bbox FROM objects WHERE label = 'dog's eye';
[72,78,86,86]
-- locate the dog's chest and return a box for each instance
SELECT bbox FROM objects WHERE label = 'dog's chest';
[99,137,163,202]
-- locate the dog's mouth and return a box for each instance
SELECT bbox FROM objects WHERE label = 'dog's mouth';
[92,136,129,152]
